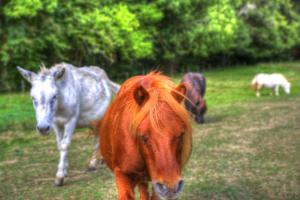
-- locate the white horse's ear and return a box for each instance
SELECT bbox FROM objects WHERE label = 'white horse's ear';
[52,67,65,80]
[16,66,37,84]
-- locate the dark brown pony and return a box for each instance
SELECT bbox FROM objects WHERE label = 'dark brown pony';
[98,72,192,200]
[181,72,207,124]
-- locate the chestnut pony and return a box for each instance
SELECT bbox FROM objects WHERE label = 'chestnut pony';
[99,72,192,200]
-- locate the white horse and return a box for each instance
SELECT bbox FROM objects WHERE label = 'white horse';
[17,63,120,186]
[251,73,291,97]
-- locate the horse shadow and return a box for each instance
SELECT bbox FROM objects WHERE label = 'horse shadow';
[202,114,226,124]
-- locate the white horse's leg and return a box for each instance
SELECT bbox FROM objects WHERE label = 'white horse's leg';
[256,84,262,97]
[53,124,64,186]
[256,90,260,97]
[88,135,101,171]
[54,117,77,186]
[87,90,111,171]
[275,86,279,96]
[53,124,63,149]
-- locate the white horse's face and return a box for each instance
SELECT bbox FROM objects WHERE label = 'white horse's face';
[17,66,65,135]
[284,83,291,95]
[30,77,58,135]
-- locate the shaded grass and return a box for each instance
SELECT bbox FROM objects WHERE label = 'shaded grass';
[0,62,300,199]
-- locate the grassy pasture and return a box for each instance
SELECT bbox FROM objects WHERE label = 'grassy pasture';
[0,62,299,199]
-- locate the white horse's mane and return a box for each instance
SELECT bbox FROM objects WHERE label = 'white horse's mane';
[38,63,52,75]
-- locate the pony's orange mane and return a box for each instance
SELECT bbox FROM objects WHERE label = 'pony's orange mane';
[103,72,192,167]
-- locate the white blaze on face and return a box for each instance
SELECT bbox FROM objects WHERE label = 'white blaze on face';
[30,76,58,134]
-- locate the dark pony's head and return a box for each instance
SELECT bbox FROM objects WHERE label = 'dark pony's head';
[184,86,207,124]
[182,73,207,124]
[117,72,192,199]
[190,95,207,124]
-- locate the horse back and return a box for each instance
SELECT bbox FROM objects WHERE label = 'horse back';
[54,63,114,127]
[182,72,206,98]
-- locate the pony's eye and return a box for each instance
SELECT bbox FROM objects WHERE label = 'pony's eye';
[141,135,149,144]
[173,132,184,144]
[177,132,184,139]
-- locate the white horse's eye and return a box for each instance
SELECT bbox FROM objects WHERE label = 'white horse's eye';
[32,97,38,106]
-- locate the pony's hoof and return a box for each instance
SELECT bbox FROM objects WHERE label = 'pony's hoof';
[87,166,97,172]
[54,177,64,187]
[100,158,106,165]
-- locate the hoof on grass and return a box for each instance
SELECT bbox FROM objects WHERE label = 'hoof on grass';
[54,177,64,187]
[100,158,106,165]
[87,166,97,172]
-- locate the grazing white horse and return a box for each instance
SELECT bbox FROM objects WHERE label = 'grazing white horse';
[251,73,291,97]
[17,63,120,186]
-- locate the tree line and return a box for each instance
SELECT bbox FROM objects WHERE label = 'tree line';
[1,0,300,91]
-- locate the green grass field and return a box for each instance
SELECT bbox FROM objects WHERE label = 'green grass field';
[0,62,299,199]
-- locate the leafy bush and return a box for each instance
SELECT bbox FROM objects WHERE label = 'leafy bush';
[0,0,300,91]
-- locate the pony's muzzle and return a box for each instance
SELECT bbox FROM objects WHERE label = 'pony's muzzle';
[195,115,204,124]
[153,179,184,199]
[36,125,51,135]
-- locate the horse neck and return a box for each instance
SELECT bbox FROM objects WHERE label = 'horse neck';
[55,68,77,102]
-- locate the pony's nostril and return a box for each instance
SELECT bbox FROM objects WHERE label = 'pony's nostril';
[175,179,184,194]
[154,182,168,197]
[196,116,204,124]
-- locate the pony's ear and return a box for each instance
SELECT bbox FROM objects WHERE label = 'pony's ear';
[16,66,37,84]
[133,85,149,106]
[52,67,65,80]
[172,83,186,103]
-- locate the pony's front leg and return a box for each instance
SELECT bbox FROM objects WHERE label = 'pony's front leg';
[114,168,135,200]
[54,117,77,186]
[138,181,150,200]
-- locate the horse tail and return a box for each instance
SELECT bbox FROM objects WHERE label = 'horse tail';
[108,80,120,95]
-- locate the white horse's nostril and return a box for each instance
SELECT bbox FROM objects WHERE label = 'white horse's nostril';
[37,125,50,134]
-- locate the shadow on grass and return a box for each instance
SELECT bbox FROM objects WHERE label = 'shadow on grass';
[204,114,227,124]
[66,164,113,187]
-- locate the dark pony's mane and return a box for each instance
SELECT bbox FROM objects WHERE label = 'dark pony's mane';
[104,72,192,167]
